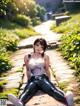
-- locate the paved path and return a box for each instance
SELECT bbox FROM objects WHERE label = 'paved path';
[18,20,61,48]
[7,20,79,106]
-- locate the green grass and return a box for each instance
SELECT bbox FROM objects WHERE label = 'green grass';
[51,11,80,34]
[0,88,18,99]
[0,19,21,30]
[0,80,8,88]
[0,19,39,39]
[15,28,39,39]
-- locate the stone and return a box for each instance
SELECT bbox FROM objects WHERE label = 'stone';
[4,82,20,89]
[55,15,70,26]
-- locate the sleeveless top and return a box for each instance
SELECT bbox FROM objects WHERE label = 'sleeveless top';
[28,54,46,76]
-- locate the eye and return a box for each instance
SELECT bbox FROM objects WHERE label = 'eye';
[41,46,44,49]
[36,44,39,46]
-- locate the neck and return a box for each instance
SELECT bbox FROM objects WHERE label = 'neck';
[34,52,41,56]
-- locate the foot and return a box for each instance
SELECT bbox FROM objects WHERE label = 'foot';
[65,91,74,106]
[8,94,24,106]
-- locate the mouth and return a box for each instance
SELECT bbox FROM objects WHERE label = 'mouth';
[36,50,42,53]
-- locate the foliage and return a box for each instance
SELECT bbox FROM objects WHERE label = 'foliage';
[0,88,18,99]
[0,0,18,20]
[0,0,45,23]
[59,24,80,80]
[0,53,12,73]
[51,12,80,34]
[0,80,8,93]
[15,28,38,39]
[0,29,18,51]
[0,29,18,73]
[0,0,41,75]
[59,81,69,91]
[14,14,31,27]
[0,80,7,87]
[56,14,80,79]
[51,10,80,80]
[31,17,41,26]
[36,5,45,21]
[0,19,21,29]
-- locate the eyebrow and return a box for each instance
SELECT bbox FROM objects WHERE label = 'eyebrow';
[35,43,44,48]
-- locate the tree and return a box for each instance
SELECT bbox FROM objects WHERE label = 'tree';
[36,4,45,21]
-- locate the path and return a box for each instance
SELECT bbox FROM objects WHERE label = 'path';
[18,20,61,48]
[6,20,79,106]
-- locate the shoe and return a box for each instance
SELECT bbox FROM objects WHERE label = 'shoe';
[8,94,23,106]
[65,91,74,106]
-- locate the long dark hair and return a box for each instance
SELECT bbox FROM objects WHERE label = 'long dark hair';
[33,38,47,57]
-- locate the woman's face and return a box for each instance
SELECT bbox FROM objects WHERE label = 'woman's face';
[34,43,44,54]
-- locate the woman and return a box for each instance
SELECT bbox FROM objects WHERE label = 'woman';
[8,38,74,106]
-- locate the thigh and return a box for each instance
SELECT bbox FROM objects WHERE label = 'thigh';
[19,80,38,104]
[19,77,38,99]
[40,78,66,104]
[40,78,55,93]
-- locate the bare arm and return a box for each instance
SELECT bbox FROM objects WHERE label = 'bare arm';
[44,55,51,80]
[24,55,31,80]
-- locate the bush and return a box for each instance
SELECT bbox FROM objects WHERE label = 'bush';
[51,12,80,34]
[15,28,38,39]
[0,29,18,51]
[52,11,80,81]
[0,80,7,92]
[59,30,80,80]
[0,29,18,73]
[0,88,18,99]
[0,53,12,73]
[31,17,41,26]
[14,14,31,27]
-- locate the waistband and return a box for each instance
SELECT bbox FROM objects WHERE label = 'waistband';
[32,74,48,80]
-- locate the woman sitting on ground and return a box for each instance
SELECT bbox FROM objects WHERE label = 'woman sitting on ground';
[8,38,74,106]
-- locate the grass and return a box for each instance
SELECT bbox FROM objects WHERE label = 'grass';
[59,81,70,92]
[0,19,39,39]
[51,11,80,34]
[15,27,39,39]
[0,88,18,99]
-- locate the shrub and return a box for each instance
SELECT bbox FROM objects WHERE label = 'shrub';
[14,14,31,27]
[0,19,21,30]
[51,12,80,34]
[0,80,7,92]
[0,88,18,99]
[0,29,18,51]
[59,30,80,80]
[0,29,17,73]
[52,11,80,81]
[15,28,38,39]
[31,17,41,26]
[0,53,12,73]
[4,34,18,51]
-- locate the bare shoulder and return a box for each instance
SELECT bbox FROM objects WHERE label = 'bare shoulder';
[44,53,50,60]
[24,53,32,61]
[24,54,28,60]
